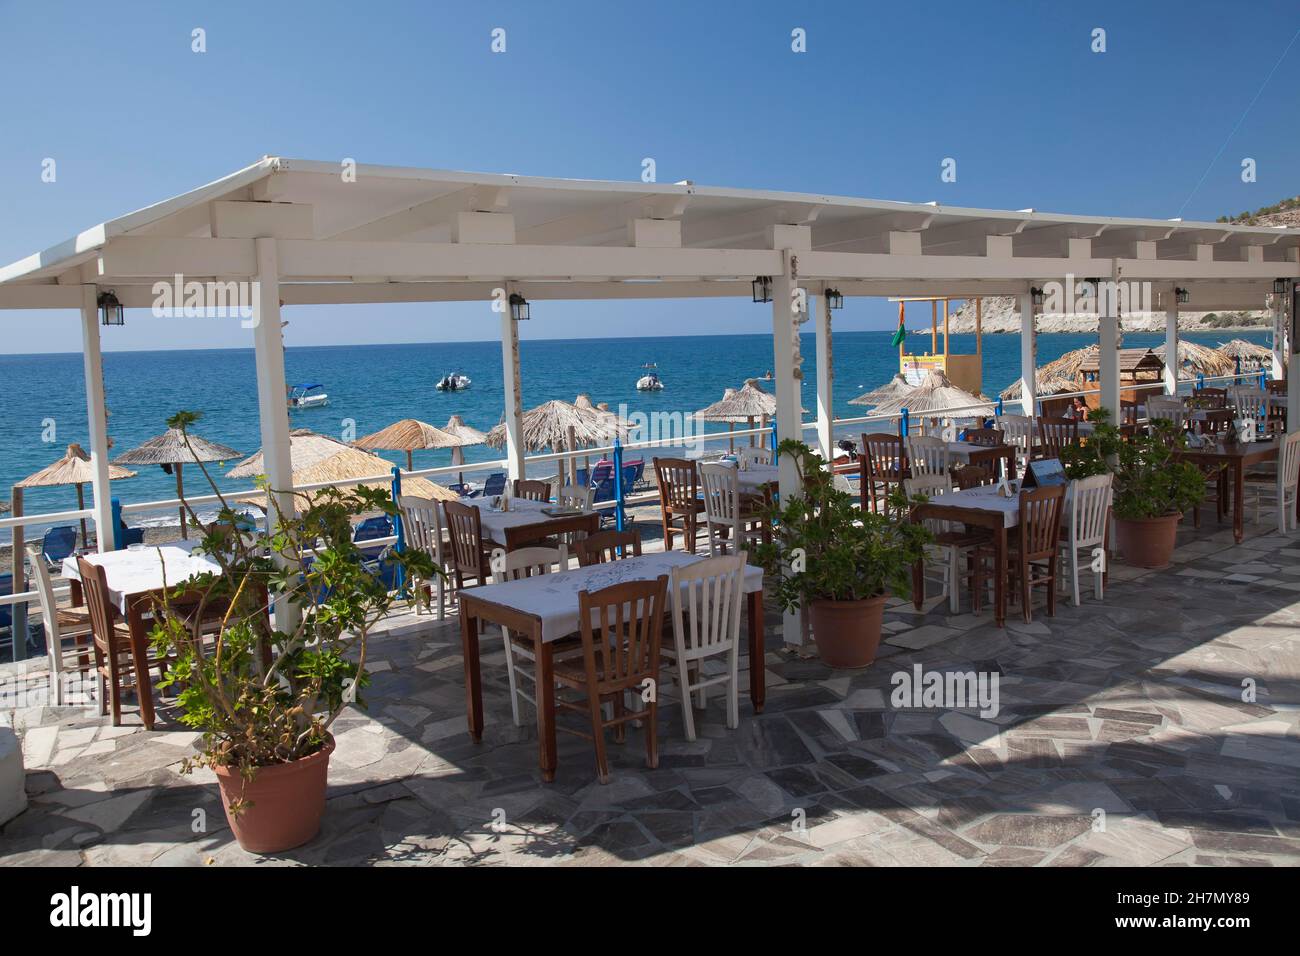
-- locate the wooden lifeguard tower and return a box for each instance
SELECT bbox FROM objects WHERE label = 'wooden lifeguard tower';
[891,296,984,395]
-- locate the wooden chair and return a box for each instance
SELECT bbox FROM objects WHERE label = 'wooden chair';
[397,495,449,619]
[973,485,1066,623]
[491,545,574,726]
[859,432,905,514]
[553,576,669,784]
[905,435,950,478]
[512,478,551,502]
[1245,431,1300,535]
[1145,396,1186,431]
[443,500,492,589]
[1193,386,1228,408]
[1193,409,1233,436]
[555,484,596,555]
[1036,417,1078,459]
[663,553,746,741]
[1059,474,1112,606]
[737,446,773,468]
[905,474,987,614]
[699,462,766,557]
[994,414,1033,468]
[26,544,91,706]
[574,529,642,567]
[77,557,154,727]
[964,427,1003,447]
[1038,395,1074,419]
[953,464,994,490]
[1229,388,1269,440]
[1266,379,1286,396]
[654,457,705,553]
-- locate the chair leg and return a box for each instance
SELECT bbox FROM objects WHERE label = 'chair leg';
[612,692,627,743]
[726,644,740,730]
[107,652,122,727]
[1072,548,1081,607]
[588,692,611,785]
[1020,558,1032,624]
[644,696,659,770]
[677,658,696,741]
[1046,559,1058,617]
[947,547,959,614]
[500,628,522,727]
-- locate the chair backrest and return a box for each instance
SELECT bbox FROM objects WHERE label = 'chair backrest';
[1068,473,1112,549]
[1146,396,1186,426]
[442,500,486,581]
[904,473,952,500]
[1228,387,1268,421]
[512,478,551,502]
[1266,379,1286,395]
[397,494,444,562]
[905,435,950,477]
[26,544,62,656]
[1195,409,1233,435]
[860,433,904,479]
[1281,431,1300,491]
[995,414,1033,452]
[574,529,642,567]
[670,553,746,657]
[964,427,1004,447]
[577,575,668,690]
[654,458,699,511]
[491,545,568,584]
[953,464,994,490]
[352,515,391,543]
[588,463,614,488]
[1018,485,1066,561]
[76,556,118,652]
[699,462,741,526]
[1038,395,1074,418]
[42,525,77,564]
[738,446,773,468]
[481,473,507,498]
[1193,386,1228,408]
[1036,417,1079,458]
[556,484,595,511]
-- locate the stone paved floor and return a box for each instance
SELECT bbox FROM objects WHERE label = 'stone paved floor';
[2,509,1299,867]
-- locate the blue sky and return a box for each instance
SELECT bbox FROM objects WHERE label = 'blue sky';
[1,0,1296,353]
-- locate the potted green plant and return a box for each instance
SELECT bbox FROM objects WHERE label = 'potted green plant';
[149,411,435,854]
[754,440,931,668]
[1061,408,1207,568]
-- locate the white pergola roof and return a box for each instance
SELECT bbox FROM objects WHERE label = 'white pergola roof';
[2,156,1297,311]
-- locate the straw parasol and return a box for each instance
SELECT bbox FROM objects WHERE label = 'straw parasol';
[849,373,912,407]
[353,419,459,471]
[870,370,993,418]
[1000,346,1098,400]
[441,414,488,486]
[696,379,781,450]
[485,399,627,452]
[228,429,457,504]
[17,443,137,546]
[1152,340,1236,380]
[1216,338,1272,369]
[112,428,241,539]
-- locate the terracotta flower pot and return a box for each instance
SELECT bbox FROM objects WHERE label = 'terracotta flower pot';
[808,595,888,668]
[214,735,335,854]
[1114,513,1181,569]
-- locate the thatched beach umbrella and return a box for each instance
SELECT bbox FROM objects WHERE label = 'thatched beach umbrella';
[1216,338,1272,370]
[113,428,241,539]
[353,419,459,472]
[1000,346,1098,400]
[441,414,488,486]
[695,379,786,448]
[871,370,993,419]
[1152,340,1236,380]
[228,429,457,506]
[17,443,137,546]
[485,400,627,452]
[849,373,911,407]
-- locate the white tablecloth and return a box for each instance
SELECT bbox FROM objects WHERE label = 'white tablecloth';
[458,497,565,543]
[463,551,763,643]
[925,482,1073,529]
[62,543,221,614]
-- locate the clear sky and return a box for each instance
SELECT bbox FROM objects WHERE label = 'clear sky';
[1,0,1296,353]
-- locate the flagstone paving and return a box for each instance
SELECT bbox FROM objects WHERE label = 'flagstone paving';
[2,513,1298,867]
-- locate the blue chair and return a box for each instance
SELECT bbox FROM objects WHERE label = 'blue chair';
[447,482,470,496]
[621,464,638,492]
[575,467,589,488]
[629,460,646,490]
[0,573,12,633]
[481,473,507,498]
[588,463,613,489]
[118,522,144,547]
[41,526,78,567]
[353,515,392,561]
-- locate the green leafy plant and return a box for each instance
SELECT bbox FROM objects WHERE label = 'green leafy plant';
[148,411,436,814]
[1060,407,1208,520]
[753,440,932,612]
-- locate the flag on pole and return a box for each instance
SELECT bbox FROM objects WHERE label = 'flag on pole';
[890,314,906,348]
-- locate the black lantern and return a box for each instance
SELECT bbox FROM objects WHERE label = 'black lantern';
[98,291,124,326]
[825,288,844,310]
[1175,287,1190,305]
[752,276,772,303]
[508,293,529,321]
[1030,287,1045,307]
[1273,278,1289,295]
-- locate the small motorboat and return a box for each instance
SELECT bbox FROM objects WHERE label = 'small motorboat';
[287,383,329,409]
[635,363,664,391]
[436,372,472,391]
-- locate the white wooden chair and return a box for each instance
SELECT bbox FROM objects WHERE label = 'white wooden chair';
[1146,396,1186,429]
[737,446,773,468]
[906,435,950,478]
[1229,388,1269,439]
[699,462,765,557]
[903,473,980,613]
[491,544,571,726]
[555,484,596,557]
[26,543,92,706]
[995,414,1034,469]
[663,552,747,741]
[1059,474,1112,606]
[397,495,449,619]
[1245,431,1300,535]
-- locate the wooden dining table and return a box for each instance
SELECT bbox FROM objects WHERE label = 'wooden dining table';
[458,551,766,782]
[1174,437,1289,544]
[456,496,601,551]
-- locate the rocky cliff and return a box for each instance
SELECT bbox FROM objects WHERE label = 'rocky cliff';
[942,296,1269,334]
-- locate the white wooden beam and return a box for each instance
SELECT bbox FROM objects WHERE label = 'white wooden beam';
[1163,285,1179,395]
[499,282,525,479]
[814,292,833,458]
[210,201,314,240]
[1098,280,1121,420]
[1019,291,1037,417]
[79,286,114,552]
[771,251,803,647]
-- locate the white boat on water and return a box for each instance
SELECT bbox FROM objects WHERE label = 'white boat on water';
[635,362,664,391]
[436,372,472,391]
[287,383,329,409]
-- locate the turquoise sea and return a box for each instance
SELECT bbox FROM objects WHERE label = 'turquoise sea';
[0,329,1271,541]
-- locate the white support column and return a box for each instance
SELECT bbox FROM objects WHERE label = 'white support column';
[772,252,805,646]
[814,292,834,458]
[1163,286,1179,396]
[79,286,114,552]
[1098,279,1122,420]
[1018,291,1037,417]
[252,239,295,519]
[499,281,526,479]
[1272,291,1287,383]
[1287,284,1298,436]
